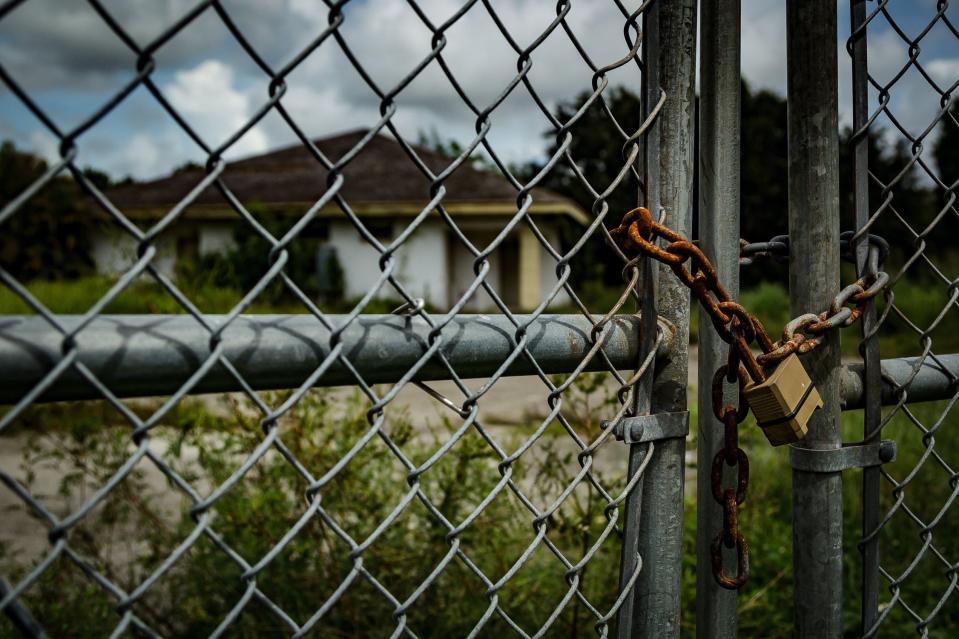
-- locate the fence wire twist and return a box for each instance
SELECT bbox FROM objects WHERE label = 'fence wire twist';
[0,1,669,637]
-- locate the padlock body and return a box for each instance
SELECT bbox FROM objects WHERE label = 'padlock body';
[743,353,823,446]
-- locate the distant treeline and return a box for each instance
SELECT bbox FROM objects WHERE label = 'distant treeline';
[528,82,959,287]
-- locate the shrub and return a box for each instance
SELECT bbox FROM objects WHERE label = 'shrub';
[0,141,96,281]
[185,209,336,306]
[0,383,629,637]
[2,382,956,637]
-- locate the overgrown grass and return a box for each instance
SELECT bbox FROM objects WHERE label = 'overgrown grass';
[0,276,403,315]
[838,401,959,637]
[2,266,958,638]
[690,280,957,359]
[0,383,630,637]
[873,282,959,357]
[2,389,957,637]
[682,400,959,638]
[679,401,798,638]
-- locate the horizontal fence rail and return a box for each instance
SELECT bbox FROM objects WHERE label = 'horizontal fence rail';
[2,311,952,410]
[840,355,959,410]
[0,314,671,403]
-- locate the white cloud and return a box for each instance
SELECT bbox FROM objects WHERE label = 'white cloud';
[285,0,649,164]
[867,28,909,88]
[117,132,162,178]
[164,59,268,158]
[0,0,216,90]
[8,0,939,181]
[927,58,959,88]
[20,127,163,182]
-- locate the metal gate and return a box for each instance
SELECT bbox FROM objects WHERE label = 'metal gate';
[0,1,956,638]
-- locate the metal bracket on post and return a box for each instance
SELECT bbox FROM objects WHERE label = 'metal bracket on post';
[788,440,897,473]
[606,411,690,445]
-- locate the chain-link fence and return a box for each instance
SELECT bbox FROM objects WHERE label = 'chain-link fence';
[0,1,699,637]
[5,1,958,638]
[847,2,959,637]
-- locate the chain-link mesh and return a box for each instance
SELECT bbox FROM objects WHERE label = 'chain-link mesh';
[0,1,671,636]
[847,2,959,636]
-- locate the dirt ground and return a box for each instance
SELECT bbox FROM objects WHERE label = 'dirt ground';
[383,345,699,427]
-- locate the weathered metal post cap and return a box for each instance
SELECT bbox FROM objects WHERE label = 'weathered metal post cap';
[744,353,823,446]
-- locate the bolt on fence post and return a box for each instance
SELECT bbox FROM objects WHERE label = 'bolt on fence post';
[786,1,845,637]
[618,0,697,637]
[696,0,741,636]
[848,1,883,634]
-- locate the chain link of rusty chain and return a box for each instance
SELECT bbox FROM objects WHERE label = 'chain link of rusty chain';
[610,206,888,589]
[739,230,889,267]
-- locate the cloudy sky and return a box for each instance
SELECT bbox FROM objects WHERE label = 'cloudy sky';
[0,0,955,181]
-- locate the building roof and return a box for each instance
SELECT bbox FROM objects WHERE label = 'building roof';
[108,129,587,224]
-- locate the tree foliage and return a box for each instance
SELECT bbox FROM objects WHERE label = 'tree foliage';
[526,82,949,287]
[0,141,98,281]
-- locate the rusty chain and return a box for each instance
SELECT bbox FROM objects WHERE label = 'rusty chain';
[610,206,888,589]
[739,230,889,267]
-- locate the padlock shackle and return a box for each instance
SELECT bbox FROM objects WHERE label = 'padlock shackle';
[732,336,766,384]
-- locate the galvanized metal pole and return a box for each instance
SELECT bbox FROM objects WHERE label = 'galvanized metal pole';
[849,1,883,634]
[696,0,741,636]
[627,0,697,636]
[0,314,666,403]
[786,1,844,637]
[616,2,662,634]
[840,354,959,409]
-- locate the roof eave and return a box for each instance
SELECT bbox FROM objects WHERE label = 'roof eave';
[110,200,590,225]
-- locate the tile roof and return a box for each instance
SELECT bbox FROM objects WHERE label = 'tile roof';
[108,129,582,219]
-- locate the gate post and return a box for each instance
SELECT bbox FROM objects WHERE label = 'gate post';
[617,1,696,637]
[696,0,741,636]
[637,0,697,635]
[849,1,883,634]
[786,1,844,636]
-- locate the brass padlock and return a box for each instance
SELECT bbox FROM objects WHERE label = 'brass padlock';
[743,353,823,446]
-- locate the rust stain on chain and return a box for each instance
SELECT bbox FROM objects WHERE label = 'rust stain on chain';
[610,206,887,590]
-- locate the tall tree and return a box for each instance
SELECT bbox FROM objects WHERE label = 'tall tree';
[531,81,937,288]
[532,86,647,287]
[533,83,795,286]
[740,81,790,240]
[839,124,934,262]
[0,141,96,281]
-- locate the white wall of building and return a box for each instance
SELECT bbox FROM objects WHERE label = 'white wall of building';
[330,219,449,308]
[198,223,237,256]
[91,227,176,279]
[90,216,572,311]
[91,221,236,281]
[394,222,449,308]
